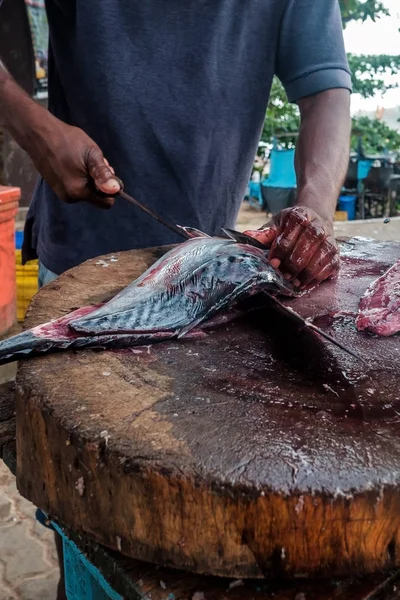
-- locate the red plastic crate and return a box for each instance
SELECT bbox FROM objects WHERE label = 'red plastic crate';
[0,186,21,335]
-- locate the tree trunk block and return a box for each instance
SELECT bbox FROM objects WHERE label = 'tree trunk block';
[15,238,400,578]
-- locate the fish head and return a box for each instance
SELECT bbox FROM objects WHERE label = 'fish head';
[223,242,298,297]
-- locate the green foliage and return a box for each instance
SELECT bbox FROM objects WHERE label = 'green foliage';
[338,0,389,26]
[348,54,400,98]
[262,4,399,149]
[351,115,400,155]
[261,78,299,147]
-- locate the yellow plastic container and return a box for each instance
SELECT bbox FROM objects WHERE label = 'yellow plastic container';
[15,249,39,322]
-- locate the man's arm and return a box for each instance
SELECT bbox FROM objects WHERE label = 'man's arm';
[270,88,351,287]
[245,88,351,288]
[0,59,119,207]
[295,88,351,224]
[245,0,352,288]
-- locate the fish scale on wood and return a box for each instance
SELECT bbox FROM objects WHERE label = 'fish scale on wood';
[0,234,295,365]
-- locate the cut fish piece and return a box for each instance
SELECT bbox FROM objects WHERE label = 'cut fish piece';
[356,259,400,336]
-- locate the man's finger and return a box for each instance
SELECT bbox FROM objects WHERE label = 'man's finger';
[268,208,308,264]
[305,253,340,288]
[299,241,338,287]
[86,147,120,195]
[85,192,115,209]
[103,158,116,175]
[281,223,326,277]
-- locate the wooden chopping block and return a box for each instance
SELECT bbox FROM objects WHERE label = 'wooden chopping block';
[15,238,400,579]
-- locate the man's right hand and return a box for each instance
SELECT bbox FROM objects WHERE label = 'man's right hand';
[0,64,119,208]
[33,118,120,208]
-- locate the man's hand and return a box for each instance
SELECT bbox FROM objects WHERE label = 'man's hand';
[33,119,120,209]
[244,206,339,289]
[0,64,119,208]
[243,89,350,290]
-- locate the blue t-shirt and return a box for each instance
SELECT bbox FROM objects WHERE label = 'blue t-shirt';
[23,0,351,274]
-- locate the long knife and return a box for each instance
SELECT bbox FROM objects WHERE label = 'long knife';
[102,177,190,240]
[119,189,191,240]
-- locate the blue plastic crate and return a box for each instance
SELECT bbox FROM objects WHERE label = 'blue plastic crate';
[339,195,357,221]
[15,230,23,250]
[357,160,373,181]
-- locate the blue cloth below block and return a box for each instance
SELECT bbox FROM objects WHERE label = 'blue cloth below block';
[35,508,53,529]
[52,521,123,600]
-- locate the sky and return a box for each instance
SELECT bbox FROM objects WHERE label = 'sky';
[342,0,400,114]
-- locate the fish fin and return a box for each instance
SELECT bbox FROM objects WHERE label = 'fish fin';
[176,225,211,239]
[177,316,207,339]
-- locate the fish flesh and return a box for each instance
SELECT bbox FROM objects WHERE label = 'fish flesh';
[0,234,295,365]
[356,258,400,336]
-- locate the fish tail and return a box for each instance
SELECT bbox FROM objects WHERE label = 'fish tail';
[0,330,59,365]
[0,305,106,365]
[0,323,83,364]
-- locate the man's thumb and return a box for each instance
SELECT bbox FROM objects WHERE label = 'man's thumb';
[86,147,120,195]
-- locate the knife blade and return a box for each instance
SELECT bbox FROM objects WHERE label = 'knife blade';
[221,227,269,250]
[98,177,191,240]
[263,292,363,362]
[119,190,191,240]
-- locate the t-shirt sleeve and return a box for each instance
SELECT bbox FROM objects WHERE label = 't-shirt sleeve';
[275,0,352,103]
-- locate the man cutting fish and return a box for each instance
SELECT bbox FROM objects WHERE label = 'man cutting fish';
[0,0,351,291]
[0,0,351,597]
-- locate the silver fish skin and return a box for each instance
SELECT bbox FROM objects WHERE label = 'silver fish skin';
[0,236,295,364]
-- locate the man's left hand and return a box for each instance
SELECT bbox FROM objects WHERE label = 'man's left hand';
[244,206,339,289]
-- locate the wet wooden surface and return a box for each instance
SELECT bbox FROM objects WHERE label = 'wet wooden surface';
[15,238,400,579]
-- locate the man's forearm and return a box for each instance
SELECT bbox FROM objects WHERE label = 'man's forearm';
[0,59,118,208]
[0,59,53,154]
[295,89,351,222]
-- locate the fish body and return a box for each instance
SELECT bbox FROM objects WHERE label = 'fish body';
[0,235,295,364]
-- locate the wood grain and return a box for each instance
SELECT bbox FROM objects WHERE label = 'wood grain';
[15,238,400,579]
[0,380,15,448]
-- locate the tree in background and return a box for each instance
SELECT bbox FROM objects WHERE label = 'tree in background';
[351,116,400,155]
[262,1,400,155]
[348,54,400,99]
[339,0,388,25]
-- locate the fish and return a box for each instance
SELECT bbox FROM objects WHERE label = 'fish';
[0,232,296,365]
[356,258,400,336]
